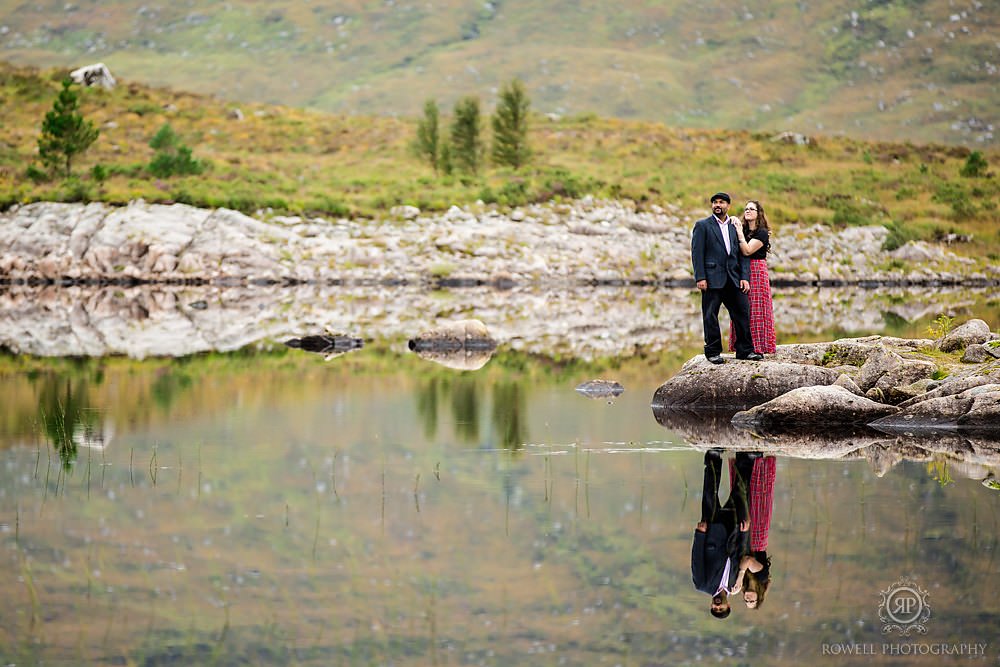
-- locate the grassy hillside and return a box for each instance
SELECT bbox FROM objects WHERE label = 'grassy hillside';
[0,0,997,146]
[1,61,999,259]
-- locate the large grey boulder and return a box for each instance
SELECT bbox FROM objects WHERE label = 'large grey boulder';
[70,62,116,89]
[731,384,899,430]
[651,358,841,409]
[939,319,992,352]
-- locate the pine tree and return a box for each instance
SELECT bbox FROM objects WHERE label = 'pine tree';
[450,96,483,176]
[491,79,531,169]
[413,99,440,173]
[37,78,99,178]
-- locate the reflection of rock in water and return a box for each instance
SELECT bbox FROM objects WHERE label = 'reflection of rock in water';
[285,332,364,360]
[575,380,625,399]
[651,405,1000,481]
[412,347,495,371]
[408,319,497,370]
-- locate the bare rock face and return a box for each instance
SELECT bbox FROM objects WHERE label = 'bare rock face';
[939,319,992,352]
[962,343,992,363]
[731,385,900,430]
[650,357,841,409]
[833,373,863,395]
[871,383,1000,431]
[855,345,903,391]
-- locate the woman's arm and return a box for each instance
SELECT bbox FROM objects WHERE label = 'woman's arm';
[739,555,764,573]
[733,221,764,256]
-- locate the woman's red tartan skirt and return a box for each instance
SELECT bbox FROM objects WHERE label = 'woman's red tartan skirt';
[729,455,777,551]
[729,259,776,354]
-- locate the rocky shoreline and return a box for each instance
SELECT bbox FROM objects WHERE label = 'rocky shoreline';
[652,319,1000,435]
[2,199,997,286]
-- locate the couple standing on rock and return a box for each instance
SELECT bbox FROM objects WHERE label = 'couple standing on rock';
[691,191,777,364]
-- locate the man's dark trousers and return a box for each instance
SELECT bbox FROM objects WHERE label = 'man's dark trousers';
[701,451,753,526]
[702,279,753,359]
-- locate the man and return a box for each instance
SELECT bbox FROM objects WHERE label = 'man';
[690,192,762,363]
[691,449,755,619]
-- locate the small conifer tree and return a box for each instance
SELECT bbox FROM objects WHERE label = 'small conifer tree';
[413,99,440,173]
[450,96,483,176]
[491,79,531,169]
[148,123,204,177]
[37,78,99,178]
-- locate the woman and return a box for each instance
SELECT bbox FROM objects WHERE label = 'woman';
[729,453,776,610]
[734,552,771,609]
[728,200,777,355]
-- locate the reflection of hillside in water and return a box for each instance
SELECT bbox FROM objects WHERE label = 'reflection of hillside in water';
[0,285,994,359]
[652,406,1000,483]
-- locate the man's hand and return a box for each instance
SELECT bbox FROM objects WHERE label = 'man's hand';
[697,280,708,291]
[696,522,708,533]
[740,280,750,293]
[739,520,750,532]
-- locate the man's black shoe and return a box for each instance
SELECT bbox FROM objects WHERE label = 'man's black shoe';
[706,355,725,365]
[705,448,724,462]
[737,352,764,361]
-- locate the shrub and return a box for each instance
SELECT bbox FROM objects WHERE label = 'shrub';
[960,150,988,178]
[147,123,205,177]
[26,164,48,183]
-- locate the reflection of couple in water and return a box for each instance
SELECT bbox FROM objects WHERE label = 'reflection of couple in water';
[691,449,774,618]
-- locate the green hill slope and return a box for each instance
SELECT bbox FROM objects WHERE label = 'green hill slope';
[0,0,996,146]
[2,60,998,261]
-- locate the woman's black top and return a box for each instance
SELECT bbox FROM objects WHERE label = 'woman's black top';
[746,227,769,260]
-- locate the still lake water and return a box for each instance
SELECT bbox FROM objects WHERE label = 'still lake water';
[1,286,999,666]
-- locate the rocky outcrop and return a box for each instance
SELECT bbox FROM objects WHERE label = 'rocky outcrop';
[2,199,998,286]
[652,325,1000,433]
[651,357,841,409]
[871,382,1000,431]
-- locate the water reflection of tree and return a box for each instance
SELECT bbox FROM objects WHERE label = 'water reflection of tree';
[415,376,527,450]
[37,375,95,470]
[414,377,441,439]
[491,381,526,451]
[451,377,480,443]
[415,376,481,443]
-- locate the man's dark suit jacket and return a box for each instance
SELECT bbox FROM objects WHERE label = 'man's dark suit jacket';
[691,215,749,289]
[691,521,750,595]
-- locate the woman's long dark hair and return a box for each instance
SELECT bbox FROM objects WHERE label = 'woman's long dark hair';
[743,550,772,610]
[741,200,770,255]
